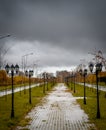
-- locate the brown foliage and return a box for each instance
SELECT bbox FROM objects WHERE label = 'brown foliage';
[0,70,7,85]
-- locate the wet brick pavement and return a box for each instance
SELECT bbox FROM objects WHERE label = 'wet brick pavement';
[16,83,96,130]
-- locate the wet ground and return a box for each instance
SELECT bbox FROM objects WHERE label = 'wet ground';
[77,82,106,92]
[16,83,96,130]
[0,84,40,97]
[1,82,105,97]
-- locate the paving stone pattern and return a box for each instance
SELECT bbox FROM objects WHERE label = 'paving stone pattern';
[16,83,96,130]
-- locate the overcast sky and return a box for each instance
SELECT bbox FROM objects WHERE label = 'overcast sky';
[0,0,106,73]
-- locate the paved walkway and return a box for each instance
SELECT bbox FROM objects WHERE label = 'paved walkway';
[0,83,40,97]
[16,83,96,130]
[77,82,106,92]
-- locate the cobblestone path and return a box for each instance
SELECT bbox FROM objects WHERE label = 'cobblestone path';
[16,83,96,130]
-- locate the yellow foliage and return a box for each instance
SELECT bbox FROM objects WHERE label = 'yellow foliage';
[0,70,7,84]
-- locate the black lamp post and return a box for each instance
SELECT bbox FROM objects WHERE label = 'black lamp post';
[25,70,33,104]
[89,62,102,118]
[5,64,19,118]
[73,74,76,93]
[65,76,69,86]
[42,72,46,93]
[70,74,73,91]
[53,76,55,86]
[79,68,87,104]
[46,73,49,91]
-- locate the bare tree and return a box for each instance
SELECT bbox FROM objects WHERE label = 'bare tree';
[0,34,11,69]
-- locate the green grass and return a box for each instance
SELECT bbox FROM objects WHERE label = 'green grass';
[67,83,106,130]
[0,83,55,130]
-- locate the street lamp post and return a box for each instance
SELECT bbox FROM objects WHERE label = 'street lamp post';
[73,74,76,93]
[71,72,74,90]
[79,69,87,104]
[25,70,33,104]
[5,64,19,118]
[42,72,46,94]
[89,62,102,118]
[46,73,49,91]
[52,76,55,86]
[66,76,69,86]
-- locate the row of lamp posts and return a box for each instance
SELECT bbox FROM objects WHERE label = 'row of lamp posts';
[42,72,49,94]
[67,72,76,93]
[42,72,56,93]
[25,70,34,104]
[79,69,87,104]
[71,73,76,93]
[78,62,102,118]
[5,64,34,118]
[89,62,102,118]
[5,61,102,119]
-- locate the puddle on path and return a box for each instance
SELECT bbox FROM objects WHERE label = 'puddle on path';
[16,83,96,130]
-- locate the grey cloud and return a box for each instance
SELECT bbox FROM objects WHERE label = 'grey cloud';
[0,0,106,69]
[0,0,105,42]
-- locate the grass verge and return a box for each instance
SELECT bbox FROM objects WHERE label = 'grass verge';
[67,83,106,130]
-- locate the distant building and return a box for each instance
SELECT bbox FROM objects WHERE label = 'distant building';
[19,71,25,76]
[56,70,70,82]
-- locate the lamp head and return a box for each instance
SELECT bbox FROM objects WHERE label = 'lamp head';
[5,64,10,74]
[96,63,102,72]
[89,62,94,73]
[25,70,28,76]
[79,69,82,76]
[84,69,87,76]
[15,64,19,74]
[11,64,15,72]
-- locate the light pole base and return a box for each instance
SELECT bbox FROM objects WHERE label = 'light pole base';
[84,98,86,105]
[11,110,14,118]
[97,111,100,119]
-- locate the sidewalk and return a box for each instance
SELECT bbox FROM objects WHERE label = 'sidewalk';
[77,82,106,92]
[16,83,96,130]
[0,83,40,97]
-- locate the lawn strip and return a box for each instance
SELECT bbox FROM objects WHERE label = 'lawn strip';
[67,83,106,130]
